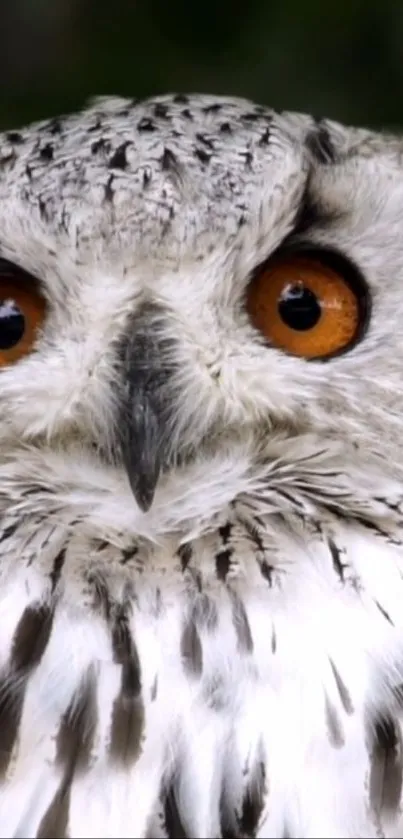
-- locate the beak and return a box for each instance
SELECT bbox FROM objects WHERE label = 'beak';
[120,391,163,512]
[117,303,175,512]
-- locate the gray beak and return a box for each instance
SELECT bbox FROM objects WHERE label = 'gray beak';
[117,303,175,512]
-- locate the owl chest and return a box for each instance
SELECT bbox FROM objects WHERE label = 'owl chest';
[1,508,403,837]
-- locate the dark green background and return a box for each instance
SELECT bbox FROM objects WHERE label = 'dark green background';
[1,0,403,131]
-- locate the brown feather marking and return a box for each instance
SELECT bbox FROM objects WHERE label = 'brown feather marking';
[36,783,70,839]
[220,748,267,839]
[369,714,403,816]
[88,570,112,620]
[56,674,97,771]
[271,626,277,654]
[37,674,97,838]
[110,605,145,766]
[230,591,253,654]
[220,814,237,838]
[151,675,158,701]
[0,603,55,776]
[109,671,145,767]
[220,788,237,839]
[190,593,218,632]
[329,659,354,714]
[163,783,188,838]
[327,537,347,582]
[178,542,193,571]
[325,695,345,748]
[11,603,54,671]
[0,679,24,777]
[180,617,203,676]
[239,759,267,838]
[49,546,67,593]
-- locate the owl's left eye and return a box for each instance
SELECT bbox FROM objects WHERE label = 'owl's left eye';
[246,250,369,360]
[0,261,47,367]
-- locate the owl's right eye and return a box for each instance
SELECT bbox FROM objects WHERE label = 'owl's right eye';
[0,261,47,367]
[246,249,369,360]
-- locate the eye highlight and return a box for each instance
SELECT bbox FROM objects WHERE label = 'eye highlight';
[0,261,47,367]
[246,251,368,360]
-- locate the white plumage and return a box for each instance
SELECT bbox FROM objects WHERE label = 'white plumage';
[0,93,403,837]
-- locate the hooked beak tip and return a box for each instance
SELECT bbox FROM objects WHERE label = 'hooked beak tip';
[130,476,157,513]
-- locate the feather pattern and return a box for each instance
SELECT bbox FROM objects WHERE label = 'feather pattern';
[0,443,403,837]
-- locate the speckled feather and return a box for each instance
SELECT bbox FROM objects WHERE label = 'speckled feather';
[1,94,403,837]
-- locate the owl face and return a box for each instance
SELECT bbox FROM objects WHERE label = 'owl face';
[0,94,402,522]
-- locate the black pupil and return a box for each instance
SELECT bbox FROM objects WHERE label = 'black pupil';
[278,283,321,331]
[0,299,25,349]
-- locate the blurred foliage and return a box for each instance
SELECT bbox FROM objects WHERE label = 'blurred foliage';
[1,0,403,130]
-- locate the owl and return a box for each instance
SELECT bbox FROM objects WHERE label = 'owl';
[0,92,403,839]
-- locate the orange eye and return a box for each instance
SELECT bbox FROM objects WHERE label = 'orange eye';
[246,252,368,360]
[0,262,47,367]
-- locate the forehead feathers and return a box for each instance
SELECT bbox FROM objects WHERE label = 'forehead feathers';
[0,94,315,273]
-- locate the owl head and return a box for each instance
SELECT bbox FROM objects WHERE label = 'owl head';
[0,94,401,533]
